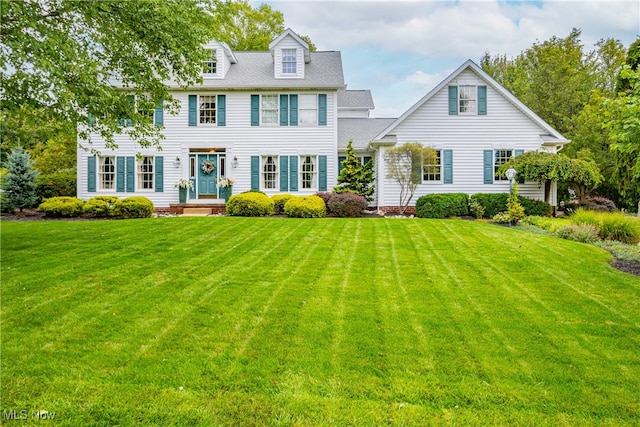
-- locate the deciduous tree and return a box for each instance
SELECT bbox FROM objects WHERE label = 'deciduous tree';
[384,143,436,214]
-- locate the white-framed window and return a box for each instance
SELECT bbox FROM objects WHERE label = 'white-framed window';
[282,49,297,74]
[99,156,115,189]
[261,95,278,125]
[199,95,216,124]
[299,94,317,125]
[262,156,278,190]
[459,85,476,114]
[494,149,513,181]
[138,156,154,190]
[301,155,317,189]
[203,49,217,74]
[423,150,442,182]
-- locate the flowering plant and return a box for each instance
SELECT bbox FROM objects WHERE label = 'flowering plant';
[217,177,234,187]
[174,179,193,190]
[201,160,215,174]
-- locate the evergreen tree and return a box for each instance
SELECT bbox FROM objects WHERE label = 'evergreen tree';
[1,147,39,212]
[335,140,375,201]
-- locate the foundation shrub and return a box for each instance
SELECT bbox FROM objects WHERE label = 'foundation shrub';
[415,193,469,218]
[315,192,336,214]
[112,196,154,218]
[36,172,77,200]
[83,196,119,218]
[327,193,368,217]
[519,198,553,217]
[284,195,326,218]
[469,193,509,218]
[272,194,294,215]
[38,196,84,217]
[226,192,274,217]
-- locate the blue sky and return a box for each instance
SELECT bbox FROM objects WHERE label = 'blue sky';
[254,0,640,117]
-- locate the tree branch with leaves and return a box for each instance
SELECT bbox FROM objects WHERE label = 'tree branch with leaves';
[384,143,436,214]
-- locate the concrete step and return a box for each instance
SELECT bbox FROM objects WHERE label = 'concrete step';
[180,207,211,216]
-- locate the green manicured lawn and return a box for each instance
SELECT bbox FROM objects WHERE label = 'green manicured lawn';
[1,217,639,425]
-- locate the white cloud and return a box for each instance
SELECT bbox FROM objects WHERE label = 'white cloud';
[405,69,452,92]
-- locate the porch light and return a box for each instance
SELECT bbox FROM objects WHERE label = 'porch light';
[173,157,181,168]
[233,156,238,168]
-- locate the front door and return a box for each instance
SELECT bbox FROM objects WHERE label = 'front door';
[197,154,218,196]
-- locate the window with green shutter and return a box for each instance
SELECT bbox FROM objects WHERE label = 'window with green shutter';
[87,157,96,192]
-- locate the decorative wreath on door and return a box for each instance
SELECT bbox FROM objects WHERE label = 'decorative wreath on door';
[201,160,215,174]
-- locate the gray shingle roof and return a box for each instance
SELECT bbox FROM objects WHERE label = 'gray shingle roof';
[338,118,396,150]
[338,89,374,109]
[185,51,345,90]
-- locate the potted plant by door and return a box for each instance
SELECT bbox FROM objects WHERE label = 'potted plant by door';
[217,177,234,202]
[174,179,193,204]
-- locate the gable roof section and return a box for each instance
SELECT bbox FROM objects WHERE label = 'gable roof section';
[180,50,344,90]
[338,118,396,150]
[373,59,569,144]
[338,89,375,110]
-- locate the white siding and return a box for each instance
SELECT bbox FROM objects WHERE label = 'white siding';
[78,90,338,207]
[378,69,558,207]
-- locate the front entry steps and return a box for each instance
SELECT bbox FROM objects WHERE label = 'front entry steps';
[180,207,212,216]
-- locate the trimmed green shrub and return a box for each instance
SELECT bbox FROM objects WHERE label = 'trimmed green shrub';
[555,224,601,244]
[38,196,84,217]
[519,197,553,217]
[272,194,294,215]
[83,196,119,218]
[36,172,76,201]
[112,196,154,219]
[470,193,509,218]
[227,192,274,217]
[284,195,326,218]
[327,192,368,217]
[471,193,552,218]
[415,193,469,219]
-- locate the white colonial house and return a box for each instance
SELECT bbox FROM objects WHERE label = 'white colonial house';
[77,29,569,212]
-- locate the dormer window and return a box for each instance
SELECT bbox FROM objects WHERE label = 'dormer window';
[282,49,297,74]
[203,49,217,75]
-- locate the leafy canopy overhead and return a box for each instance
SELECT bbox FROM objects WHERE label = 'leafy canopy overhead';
[1,0,217,150]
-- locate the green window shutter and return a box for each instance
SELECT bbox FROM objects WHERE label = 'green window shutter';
[88,113,96,127]
[217,95,226,126]
[289,156,298,192]
[188,95,197,126]
[126,156,135,192]
[280,94,289,126]
[88,156,96,192]
[154,100,164,126]
[116,156,125,192]
[155,156,163,192]
[483,150,494,184]
[338,155,346,176]
[251,95,260,126]
[289,94,298,126]
[125,95,135,127]
[515,149,525,183]
[318,94,327,126]
[448,86,458,115]
[279,156,289,191]
[477,86,487,115]
[250,156,259,190]
[318,155,327,191]
[443,149,453,184]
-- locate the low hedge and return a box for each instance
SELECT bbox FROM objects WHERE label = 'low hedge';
[315,192,336,214]
[470,193,552,218]
[226,192,274,216]
[38,196,84,217]
[83,196,119,218]
[328,193,368,217]
[112,196,154,218]
[415,193,469,218]
[272,194,295,215]
[284,195,326,218]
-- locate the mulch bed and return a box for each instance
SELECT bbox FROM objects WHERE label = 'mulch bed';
[2,209,639,278]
